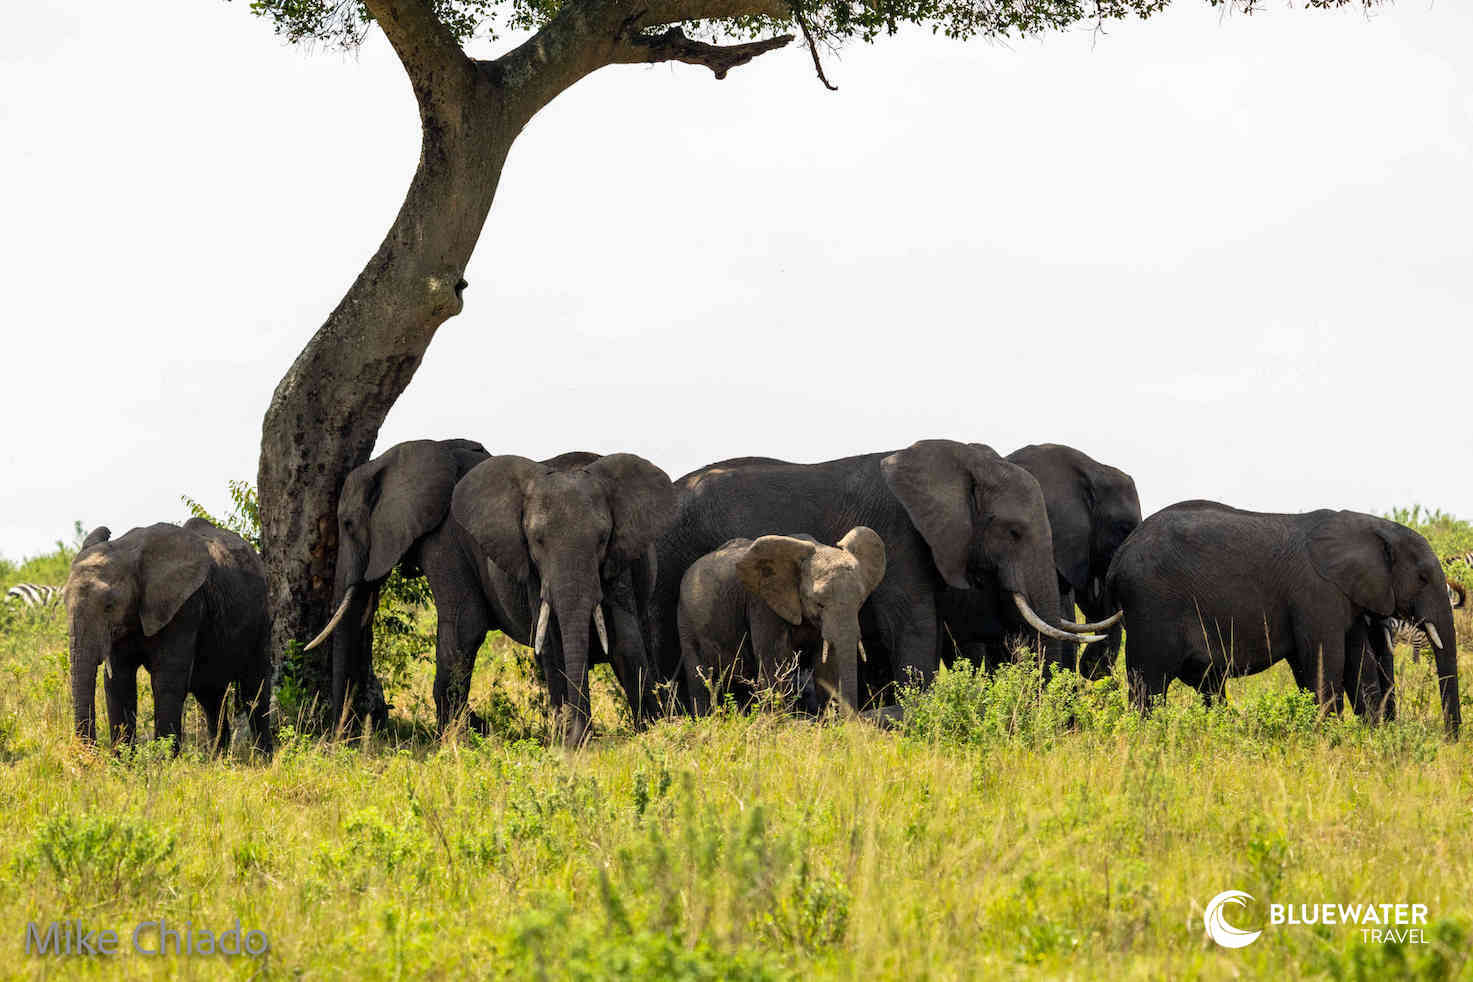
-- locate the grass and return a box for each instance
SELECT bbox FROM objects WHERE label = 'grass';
[1,523,1472,979]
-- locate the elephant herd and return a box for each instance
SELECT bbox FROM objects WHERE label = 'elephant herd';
[62,437,1464,752]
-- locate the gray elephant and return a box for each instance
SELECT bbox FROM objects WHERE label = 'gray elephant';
[650,440,1104,710]
[678,528,886,715]
[1108,501,1460,735]
[1007,443,1140,676]
[305,438,494,730]
[65,519,273,753]
[450,452,675,746]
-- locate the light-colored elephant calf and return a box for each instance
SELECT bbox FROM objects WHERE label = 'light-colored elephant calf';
[678,527,885,715]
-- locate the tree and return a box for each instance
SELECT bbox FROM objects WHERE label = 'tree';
[245,0,1374,719]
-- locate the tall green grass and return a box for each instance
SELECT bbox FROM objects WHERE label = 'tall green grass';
[0,510,1470,978]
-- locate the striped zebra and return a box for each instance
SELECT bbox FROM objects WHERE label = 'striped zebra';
[4,583,65,608]
[1389,552,1468,661]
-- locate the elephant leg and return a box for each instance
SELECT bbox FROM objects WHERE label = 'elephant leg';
[104,664,138,747]
[604,600,659,728]
[433,604,490,733]
[874,594,938,702]
[678,614,715,716]
[1127,664,1169,713]
[150,674,188,753]
[748,604,796,708]
[1294,632,1346,714]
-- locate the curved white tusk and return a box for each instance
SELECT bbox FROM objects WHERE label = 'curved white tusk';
[1058,609,1124,633]
[1422,622,1445,651]
[533,600,551,656]
[1013,593,1106,644]
[821,639,830,664]
[1382,626,1394,655]
[857,638,867,663]
[593,605,610,656]
[303,586,357,652]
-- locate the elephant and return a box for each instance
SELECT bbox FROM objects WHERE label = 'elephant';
[450,452,675,746]
[64,519,273,753]
[649,440,1104,709]
[678,527,886,715]
[305,438,494,730]
[1107,500,1460,735]
[1005,443,1140,677]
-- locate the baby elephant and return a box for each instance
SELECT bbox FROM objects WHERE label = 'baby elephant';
[65,519,273,754]
[679,527,886,715]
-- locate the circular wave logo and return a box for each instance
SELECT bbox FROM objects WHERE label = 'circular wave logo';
[1204,890,1262,948]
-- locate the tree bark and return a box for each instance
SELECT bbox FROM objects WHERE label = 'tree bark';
[258,0,791,722]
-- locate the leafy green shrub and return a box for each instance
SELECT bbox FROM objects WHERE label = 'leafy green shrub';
[898,659,1124,747]
[24,812,178,903]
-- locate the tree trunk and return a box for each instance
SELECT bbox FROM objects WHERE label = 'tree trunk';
[258,70,517,719]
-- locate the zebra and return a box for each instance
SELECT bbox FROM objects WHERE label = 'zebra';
[4,584,65,608]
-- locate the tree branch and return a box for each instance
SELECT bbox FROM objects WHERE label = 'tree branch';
[362,0,474,98]
[609,26,793,78]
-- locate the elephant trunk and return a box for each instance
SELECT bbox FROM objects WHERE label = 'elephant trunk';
[68,618,102,742]
[1426,605,1460,737]
[820,613,862,713]
[548,583,599,748]
[329,584,374,732]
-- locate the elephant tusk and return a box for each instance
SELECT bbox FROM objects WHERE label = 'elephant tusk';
[103,655,113,680]
[1383,626,1394,656]
[821,639,830,664]
[1056,609,1124,633]
[361,587,379,627]
[303,586,357,652]
[1423,622,1445,651]
[533,600,551,656]
[1013,593,1107,644]
[857,638,867,663]
[593,605,610,656]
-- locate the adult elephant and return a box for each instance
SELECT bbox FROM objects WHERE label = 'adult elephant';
[649,440,1104,708]
[450,452,674,746]
[1006,443,1140,677]
[305,438,493,730]
[1107,501,1460,735]
[65,520,273,753]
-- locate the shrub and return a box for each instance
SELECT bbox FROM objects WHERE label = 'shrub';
[24,812,178,903]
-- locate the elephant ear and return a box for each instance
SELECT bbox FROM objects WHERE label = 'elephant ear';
[881,440,990,590]
[80,526,112,552]
[361,441,467,582]
[839,526,887,596]
[587,454,676,566]
[450,455,548,581]
[737,535,818,626]
[1307,510,1396,616]
[139,524,212,637]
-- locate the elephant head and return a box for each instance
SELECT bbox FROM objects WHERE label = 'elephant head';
[450,452,675,744]
[881,440,1106,660]
[735,527,887,711]
[64,524,212,741]
[1308,510,1460,735]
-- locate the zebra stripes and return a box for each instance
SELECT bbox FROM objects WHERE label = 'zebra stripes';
[4,584,64,608]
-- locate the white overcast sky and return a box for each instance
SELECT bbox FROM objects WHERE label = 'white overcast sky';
[1,1,1470,560]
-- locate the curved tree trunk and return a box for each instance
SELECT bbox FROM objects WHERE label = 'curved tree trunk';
[255,0,790,724]
[258,62,515,717]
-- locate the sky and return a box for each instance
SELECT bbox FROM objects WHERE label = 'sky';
[1,1,1470,561]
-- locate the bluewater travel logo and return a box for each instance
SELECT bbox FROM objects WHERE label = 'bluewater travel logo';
[1203,890,1262,948]
[1201,890,1430,948]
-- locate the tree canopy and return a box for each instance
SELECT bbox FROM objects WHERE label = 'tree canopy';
[246,0,1376,75]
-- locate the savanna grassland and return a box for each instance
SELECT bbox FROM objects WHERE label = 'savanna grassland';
[1,512,1472,980]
